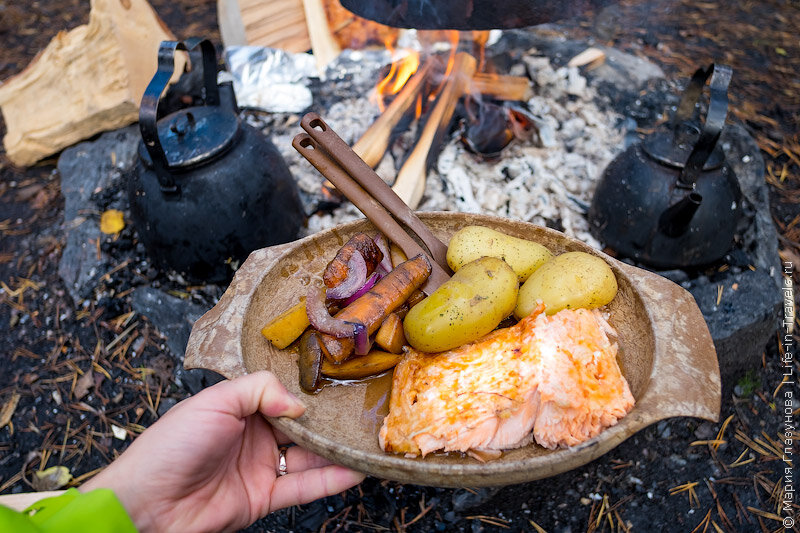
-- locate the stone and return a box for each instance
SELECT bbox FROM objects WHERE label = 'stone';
[687,268,781,399]
[130,286,209,359]
[452,487,501,512]
[57,126,140,302]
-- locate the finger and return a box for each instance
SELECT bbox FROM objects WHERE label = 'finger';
[273,428,294,446]
[270,465,366,512]
[197,371,306,420]
[284,446,334,472]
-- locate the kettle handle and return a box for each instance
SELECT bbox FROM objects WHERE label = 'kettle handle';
[671,63,732,189]
[139,38,220,194]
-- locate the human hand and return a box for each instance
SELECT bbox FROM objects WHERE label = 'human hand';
[81,371,365,532]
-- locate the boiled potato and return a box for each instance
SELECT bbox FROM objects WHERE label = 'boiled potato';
[404,257,518,352]
[446,226,552,282]
[514,251,618,318]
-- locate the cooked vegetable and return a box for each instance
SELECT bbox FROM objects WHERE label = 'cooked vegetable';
[372,233,393,273]
[375,313,407,354]
[389,243,407,268]
[514,251,618,318]
[446,225,552,282]
[321,350,404,380]
[306,286,358,338]
[323,232,383,298]
[403,257,518,353]
[298,330,325,393]
[326,252,368,300]
[319,254,432,362]
[342,272,382,306]
[261,297,310,349]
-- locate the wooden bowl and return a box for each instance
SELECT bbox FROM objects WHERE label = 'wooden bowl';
[185,212,720,487]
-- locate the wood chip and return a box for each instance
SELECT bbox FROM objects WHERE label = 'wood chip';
[567,47,606,68]
[0,393,20,429]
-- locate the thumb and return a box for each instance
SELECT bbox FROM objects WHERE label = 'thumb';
[199,371,306,420]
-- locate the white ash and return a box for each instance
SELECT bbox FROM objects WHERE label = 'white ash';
[249,55,624,248]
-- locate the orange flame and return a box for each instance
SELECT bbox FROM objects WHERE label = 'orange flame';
[375,45,421,112]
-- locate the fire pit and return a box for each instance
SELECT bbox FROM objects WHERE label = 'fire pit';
[2,0,794,530]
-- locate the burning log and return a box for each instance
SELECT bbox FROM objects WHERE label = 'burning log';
[353,59,434,168]
[392,52,478,209]
[470,73,533,101]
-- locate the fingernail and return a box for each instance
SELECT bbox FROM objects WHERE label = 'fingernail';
[288,391,306,411]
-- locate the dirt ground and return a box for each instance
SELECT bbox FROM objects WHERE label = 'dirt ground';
[0,0,798,532]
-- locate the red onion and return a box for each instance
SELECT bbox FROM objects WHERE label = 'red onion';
[306,286,371,354]
[341,271,382,306]
[325,252,367,300]
[372,233,394,274]
[352,322,372,356]
[306,286,356,338]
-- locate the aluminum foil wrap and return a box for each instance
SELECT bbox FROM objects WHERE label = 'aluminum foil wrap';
[224,46,318,113]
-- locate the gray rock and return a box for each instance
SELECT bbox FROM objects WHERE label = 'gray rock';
[156,397,178,416]
[589,47,664,93]
[452,487,500,512]
[688,268,781,399]
[57,126,140,302]
[130,286,209,359]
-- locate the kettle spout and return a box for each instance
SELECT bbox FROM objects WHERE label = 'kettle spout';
[658,191,702,237]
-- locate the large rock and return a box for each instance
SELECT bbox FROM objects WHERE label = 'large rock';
[57,126,140,302]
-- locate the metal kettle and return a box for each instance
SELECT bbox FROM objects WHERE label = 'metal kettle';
[588,64,743,269]
[129,39,305,283]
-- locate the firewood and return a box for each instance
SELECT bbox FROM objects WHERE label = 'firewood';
[302,0,342,71]
[353,59,434,168]
[0,0,179,167]
[392,52,478,209]
[218,0,312,52]
[567,47,606,69]
[470,73,533,101]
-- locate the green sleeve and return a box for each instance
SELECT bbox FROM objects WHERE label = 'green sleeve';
[0,487,137,532]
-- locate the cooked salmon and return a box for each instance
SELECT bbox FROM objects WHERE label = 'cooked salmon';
[379,306,634,458]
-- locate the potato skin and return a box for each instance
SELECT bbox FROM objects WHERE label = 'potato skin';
[514,251,618,318]
[446,226,552,282]
[404,257,518,353]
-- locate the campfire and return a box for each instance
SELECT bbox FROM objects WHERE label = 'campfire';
[349,30,538,208]
[0,0,795,529]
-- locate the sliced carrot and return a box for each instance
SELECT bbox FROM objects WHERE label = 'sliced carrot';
[319,254,431,362]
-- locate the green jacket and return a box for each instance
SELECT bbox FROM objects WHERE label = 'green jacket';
[0,488,137,532]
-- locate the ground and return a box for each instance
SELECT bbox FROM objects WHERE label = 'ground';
[0,0,798,532]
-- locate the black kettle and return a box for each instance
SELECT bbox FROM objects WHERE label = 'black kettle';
[129,39,305,283]
[588,64,743,269]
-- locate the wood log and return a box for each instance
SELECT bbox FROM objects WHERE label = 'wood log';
[392,52,478,209]
[219,0,312,52]
[301,0,342,71]
[0,0,179,167]
[353,59,434,168]
[470,73,533,101]
[567,47,606,69]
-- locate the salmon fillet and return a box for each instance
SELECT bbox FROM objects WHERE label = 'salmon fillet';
[379,306,634,458]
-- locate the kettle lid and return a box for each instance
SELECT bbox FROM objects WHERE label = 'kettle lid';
[641,122,725,171]
[138,105,240,170]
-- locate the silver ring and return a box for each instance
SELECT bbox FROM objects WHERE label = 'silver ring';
[278,447,288,476]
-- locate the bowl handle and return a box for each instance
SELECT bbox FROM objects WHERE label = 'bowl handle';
[617,261,721,424]
[184,242,296,379]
